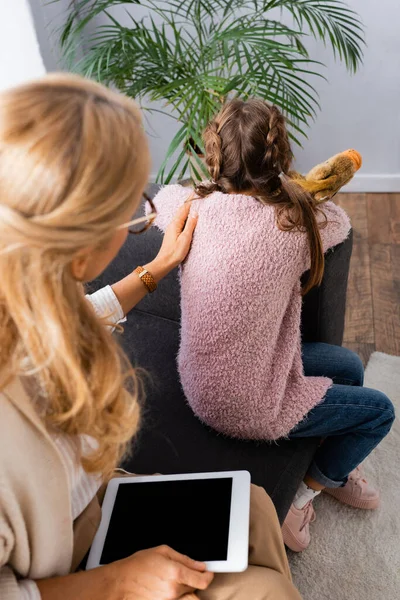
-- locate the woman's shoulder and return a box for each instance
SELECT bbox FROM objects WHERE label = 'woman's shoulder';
[0,376,44,438]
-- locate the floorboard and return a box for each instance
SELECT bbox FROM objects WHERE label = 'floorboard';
[367,193,400,245]
[336,194,375,363]
[370,243,400,356]
[337,192,400,364]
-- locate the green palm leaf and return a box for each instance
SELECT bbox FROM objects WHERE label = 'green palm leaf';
[53,0,365,182]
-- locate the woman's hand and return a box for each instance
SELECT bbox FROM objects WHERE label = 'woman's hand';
[37,545,213,600]
[110,203,198,315]
[152,202,198,275]
[108,545,213,599]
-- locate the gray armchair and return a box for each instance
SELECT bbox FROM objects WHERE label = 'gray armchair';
[91,187,353,522]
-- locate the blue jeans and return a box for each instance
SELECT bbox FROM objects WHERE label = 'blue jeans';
[289,343,395,488]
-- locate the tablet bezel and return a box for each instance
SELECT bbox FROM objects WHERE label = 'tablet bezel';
[86,470,250,573]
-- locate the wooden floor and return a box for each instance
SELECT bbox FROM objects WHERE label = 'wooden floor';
[336,193,400,365]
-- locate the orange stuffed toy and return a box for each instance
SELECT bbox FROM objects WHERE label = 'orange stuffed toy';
[290,149,362,202]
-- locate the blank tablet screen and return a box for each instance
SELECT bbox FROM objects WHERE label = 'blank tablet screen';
[100,478,233,563]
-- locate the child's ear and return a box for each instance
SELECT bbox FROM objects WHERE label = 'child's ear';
[70,250,91,281]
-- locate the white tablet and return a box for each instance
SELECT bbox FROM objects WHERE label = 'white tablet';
[86,470,250,573]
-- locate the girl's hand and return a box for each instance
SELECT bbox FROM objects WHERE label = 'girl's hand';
[155,203,198,272]
[108,545,214,599]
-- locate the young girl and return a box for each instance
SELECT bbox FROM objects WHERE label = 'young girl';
[153,99,395,552]
[0,76,302,600]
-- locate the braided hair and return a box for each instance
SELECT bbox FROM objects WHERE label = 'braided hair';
[195,99,325,294]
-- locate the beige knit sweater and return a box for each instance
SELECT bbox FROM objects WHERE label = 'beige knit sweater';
[0,376,102,598]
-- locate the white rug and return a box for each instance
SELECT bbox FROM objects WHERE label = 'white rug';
[289,352,400,600]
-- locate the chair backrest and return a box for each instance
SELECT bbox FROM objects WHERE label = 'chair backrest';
[91,186,353,345]
[301,229,353,345]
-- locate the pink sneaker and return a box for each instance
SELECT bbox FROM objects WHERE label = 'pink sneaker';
[281,500,316,552]
[324,466,380,509]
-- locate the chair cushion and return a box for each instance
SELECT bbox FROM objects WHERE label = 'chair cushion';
[117,309,318,523]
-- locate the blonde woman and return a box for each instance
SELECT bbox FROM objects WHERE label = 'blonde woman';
[0,74,301,600]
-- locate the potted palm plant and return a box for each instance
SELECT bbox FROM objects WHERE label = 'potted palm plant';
[57,0,364,183]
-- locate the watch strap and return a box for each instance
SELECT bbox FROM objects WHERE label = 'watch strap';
[134,266,157,293]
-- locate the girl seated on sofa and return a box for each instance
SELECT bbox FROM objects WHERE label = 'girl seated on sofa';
[152,98,395,551]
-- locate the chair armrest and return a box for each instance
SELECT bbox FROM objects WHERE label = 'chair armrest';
[301,230,353,345]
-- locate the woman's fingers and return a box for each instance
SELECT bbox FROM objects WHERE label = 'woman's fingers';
[173,202,192,232]
[157,204,198,269]
[156,546,213,590]
[175,215,197,261]
[157,545,206,571]
[183,212,198,237]
[176,565,214,591]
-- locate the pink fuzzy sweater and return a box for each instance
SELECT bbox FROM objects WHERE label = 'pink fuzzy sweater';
[153,185,351,440]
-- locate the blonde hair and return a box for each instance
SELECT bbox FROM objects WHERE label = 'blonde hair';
[0,74,150,478]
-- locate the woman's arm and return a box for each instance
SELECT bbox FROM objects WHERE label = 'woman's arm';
[36,546,213,600]
[36,564,113,600]
[111,202,197,316]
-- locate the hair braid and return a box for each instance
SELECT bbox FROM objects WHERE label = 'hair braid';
[265,106,293,175]
[195,119,225,196]
[203,120,223,182]
[198,98,324,294]
[265,106,281,169]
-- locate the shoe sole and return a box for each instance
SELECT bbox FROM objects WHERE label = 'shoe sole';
[324,488,380,510]
[281,522,310,553]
